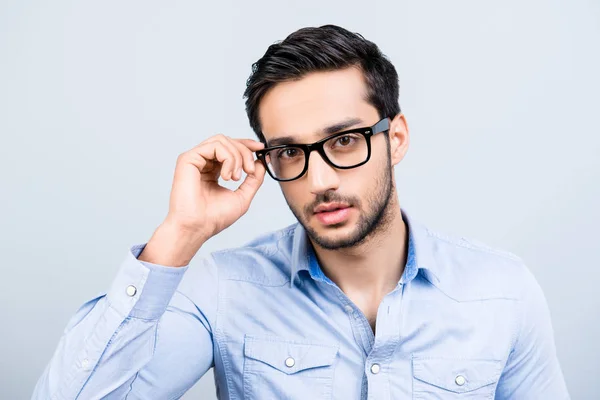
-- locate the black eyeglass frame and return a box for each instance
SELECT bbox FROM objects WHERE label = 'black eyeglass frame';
[256,117,390,182]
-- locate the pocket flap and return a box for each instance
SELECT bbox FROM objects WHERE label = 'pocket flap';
[412,356,503,393]
[244,335,339,375]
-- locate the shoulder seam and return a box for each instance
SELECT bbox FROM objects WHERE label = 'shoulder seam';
[210,225,295,258]
[426,228,522,263]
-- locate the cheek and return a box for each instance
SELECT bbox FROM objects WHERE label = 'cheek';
[346,162,385,201]
[359,176,378,201]
[355,162,380,187]
[281,183,309,207]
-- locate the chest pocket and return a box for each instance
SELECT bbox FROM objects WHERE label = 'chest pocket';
[412,356,503,399]
[243,335,339,400]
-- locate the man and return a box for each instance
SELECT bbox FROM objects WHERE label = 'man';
[33,25,569,399]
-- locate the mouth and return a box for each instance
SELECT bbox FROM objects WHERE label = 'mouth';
[313,203,351,214]
[313,203,353,225]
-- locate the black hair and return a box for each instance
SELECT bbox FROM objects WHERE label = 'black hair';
[243,24,400,142]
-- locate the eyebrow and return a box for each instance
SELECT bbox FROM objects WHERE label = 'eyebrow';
[266,117,364,147]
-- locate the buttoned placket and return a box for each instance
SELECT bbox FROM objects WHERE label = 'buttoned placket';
[304,237,413,400]
[366,284,404,400]
[330,281,406,400]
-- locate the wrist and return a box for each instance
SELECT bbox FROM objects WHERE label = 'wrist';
[138,220,209,267]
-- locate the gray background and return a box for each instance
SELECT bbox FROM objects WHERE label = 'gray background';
[1,0,598,399]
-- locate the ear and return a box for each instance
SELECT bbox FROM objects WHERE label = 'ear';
[388,113,409,166]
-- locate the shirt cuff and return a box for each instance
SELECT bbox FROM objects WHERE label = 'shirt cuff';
[106,243,189,320]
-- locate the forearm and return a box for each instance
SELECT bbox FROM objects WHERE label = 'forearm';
[138,219,209,267]
[32,245,190,399]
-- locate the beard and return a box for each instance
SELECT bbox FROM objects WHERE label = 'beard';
[284,154,395,250]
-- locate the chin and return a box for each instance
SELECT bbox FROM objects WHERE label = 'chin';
[311,217,354,233]
[307,224,363,250]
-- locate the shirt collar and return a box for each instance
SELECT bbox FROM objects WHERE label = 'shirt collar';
[289,208,442,288]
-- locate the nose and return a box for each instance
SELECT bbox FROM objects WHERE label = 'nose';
[305,151,340,195]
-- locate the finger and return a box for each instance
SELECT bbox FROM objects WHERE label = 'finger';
[174,145,228,185]
[230,139,257,175]
[234,159,266,209]
[194,141,236,180]
[208,137,264,149]
[200,136,242,180]
[205,135,244,181]
[237,138,265,150]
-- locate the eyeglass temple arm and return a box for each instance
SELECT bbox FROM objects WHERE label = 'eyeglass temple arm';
[372,117,390,135]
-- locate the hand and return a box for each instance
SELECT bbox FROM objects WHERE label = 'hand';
[139,135,266,266]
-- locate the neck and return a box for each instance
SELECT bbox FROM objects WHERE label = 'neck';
[310,195,408,298]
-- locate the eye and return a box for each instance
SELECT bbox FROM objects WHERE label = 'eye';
[334,134,357,147]
[277,147,301,159]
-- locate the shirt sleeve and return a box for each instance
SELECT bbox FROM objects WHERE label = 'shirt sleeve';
[495,266,570,399]
[32,244,219,400]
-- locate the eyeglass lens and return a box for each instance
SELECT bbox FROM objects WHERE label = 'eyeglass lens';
[263,132,368,180]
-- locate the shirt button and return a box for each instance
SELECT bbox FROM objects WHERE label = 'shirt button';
[285,357,295,367]
[344,305,353,313]
[455,375,466,386]
[126,285,137,297]
[370,363,380,374]
[81,358,89,369]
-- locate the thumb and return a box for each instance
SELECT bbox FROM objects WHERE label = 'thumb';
[234,160,266,207]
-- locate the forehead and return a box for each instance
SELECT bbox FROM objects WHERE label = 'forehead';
[258,67,379,143]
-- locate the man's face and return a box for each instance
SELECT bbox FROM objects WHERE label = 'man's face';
[258,67,396,250]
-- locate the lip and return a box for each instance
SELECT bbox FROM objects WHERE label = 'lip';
[313,203,352,225]
[313,202,351,214]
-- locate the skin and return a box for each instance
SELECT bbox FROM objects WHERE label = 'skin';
[140,66,410,333]
[259,67,411,331]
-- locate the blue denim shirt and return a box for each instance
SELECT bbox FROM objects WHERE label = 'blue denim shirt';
[33,209,569,399]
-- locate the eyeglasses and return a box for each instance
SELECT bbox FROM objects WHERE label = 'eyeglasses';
[256,117,390,182]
